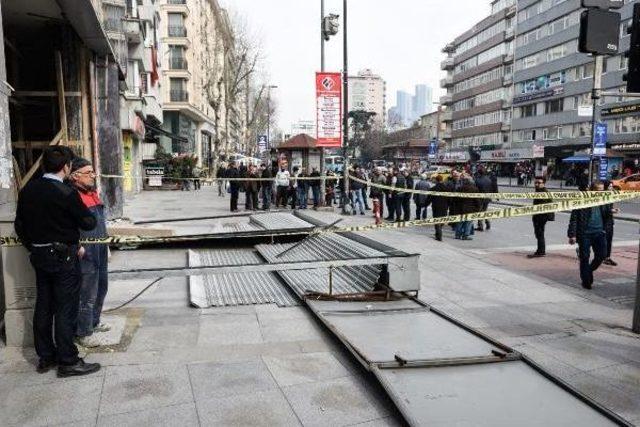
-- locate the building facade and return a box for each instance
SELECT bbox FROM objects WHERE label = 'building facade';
[348,69,387,127]
[157,0,233,167]
[440,0,517,153]
[413,84,434,118]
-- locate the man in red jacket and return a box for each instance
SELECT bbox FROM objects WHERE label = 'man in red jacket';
[68,158,110,348]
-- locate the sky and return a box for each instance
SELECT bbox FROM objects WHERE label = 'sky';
[221,0,492,133]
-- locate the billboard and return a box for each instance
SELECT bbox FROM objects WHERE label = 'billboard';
[257,135,268,154]
[316,72,342,147]
[593,122,607,156]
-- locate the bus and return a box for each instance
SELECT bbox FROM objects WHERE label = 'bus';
[324,155,344,172]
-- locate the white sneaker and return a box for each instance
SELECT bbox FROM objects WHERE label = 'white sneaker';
[94,322,111,333]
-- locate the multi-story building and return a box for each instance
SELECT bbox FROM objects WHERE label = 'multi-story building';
[157,0,233,166]
[413,84,434,118]
[101,0,163,193]
[395,90,414,127]
[348,69,387,127]
[511,0,636,175]
[440,0,517,159]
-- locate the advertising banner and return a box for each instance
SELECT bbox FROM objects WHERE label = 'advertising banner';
[316,72,342,147]
[257,135,268,153]
[593,122,607,156]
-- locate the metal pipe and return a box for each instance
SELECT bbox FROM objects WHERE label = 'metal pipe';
[589,55,603,185]
[341,0,350,214]
[329,265,334,295]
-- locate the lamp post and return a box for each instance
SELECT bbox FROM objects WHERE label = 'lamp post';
[341,0,350,214]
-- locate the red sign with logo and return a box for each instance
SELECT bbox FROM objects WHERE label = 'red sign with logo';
[316,72,342,147]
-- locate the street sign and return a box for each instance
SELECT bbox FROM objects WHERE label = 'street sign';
[578,105,594,117]
[593,122,608,156]
[315,72,342,148]
[428,139,438,159]
[598,157,609,181]
[601,102,640,117]
[257,135,268,153]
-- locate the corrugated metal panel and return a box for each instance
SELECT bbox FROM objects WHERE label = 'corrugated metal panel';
[249,213,314,230]
[188,250,299,308]
[256,234,385,297]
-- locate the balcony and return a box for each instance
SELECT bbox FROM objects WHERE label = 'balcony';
[168,26,187,37]
[103,18,123,33]
[502,99,512,109]
[442,42,456,54]
[123,18,142,44]
[503,74,513,86]
[506,5,517,17]
[504,52,514,64]
[143,94,163,122]
[440,94,453,105]
[170,89,188,102]
[501,122,511,132]
[440,110,453,122]
[169,57,188,70]
[505,28,515,41]
[162,0,190,16]
[440,57,454,71]
[440,75,453,88]
[442,129,452,140]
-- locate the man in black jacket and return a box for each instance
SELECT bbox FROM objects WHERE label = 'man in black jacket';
[475,168,496,231]
[528,177,554,258]
[426,175,449,241]
[15,147,101,377]
[567,181,611,289]
[226,162,240,212]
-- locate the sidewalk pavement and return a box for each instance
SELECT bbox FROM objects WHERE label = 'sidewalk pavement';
[1,186,638,426]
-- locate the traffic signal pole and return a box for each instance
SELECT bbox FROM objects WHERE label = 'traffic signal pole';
[341,0,350,215]
[588,55,604,185]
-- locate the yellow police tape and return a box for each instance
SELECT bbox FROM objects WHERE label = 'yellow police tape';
[1,192,635,247]
[347,175,637,200]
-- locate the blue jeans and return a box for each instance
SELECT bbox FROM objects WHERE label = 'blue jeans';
[455,221,473,238]
[77,246,109,337]
[261,186,272,209]
[351,189,364,214]
[297,186,308,208]
[578,232,607,286]
[312,186,320,207]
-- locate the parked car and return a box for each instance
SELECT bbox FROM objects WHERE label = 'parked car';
[611,173,640,191]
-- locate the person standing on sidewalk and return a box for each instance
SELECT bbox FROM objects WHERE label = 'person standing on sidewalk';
[603,180,620,266]
[260,164,272,210]
[226,162,240,212]
[369,168,386,220]
[426,175,449,241]
[455,174,481,240]
[245,164,260,211]
[528,177,554,258]
[15,147,101,377]
[309,167,321,209]
[350,167,366,215]
[413,174,431,220]
[402,169,414,222]
[275,165,290,208]
[567,181,612,289]
[68,158,110,348]
[474,168,495,231]
[297,167,309,209]
[216,162,226,197]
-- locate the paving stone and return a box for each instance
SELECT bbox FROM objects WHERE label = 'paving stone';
[196,390,301,426]
[260,319,325,343]
[197,314,263,346]
[587,361,640,397]
[128,324,199,352]
[282,376,388,427]
[188,360,278,401]
[97,402,198,427]
[141,307,201,327]
[99,364,193,416]
[347,417,403,427]
[0,376,102,426]
[262,352,351,387]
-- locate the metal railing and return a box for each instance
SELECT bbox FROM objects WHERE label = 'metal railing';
[169,57,188,70]
[170,89,188,102]
[168,26,187,37]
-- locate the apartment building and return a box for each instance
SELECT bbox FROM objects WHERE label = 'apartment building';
[158,0,233,166]
[348,69,387,128]
[440,0,517,160]
[511,0,636,173]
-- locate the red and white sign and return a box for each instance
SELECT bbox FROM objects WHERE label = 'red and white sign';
[316,72,342,147]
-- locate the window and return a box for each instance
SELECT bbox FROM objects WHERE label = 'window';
[543,126,561,140]
[520,104,536,117]
[544,99,563,114]
[582,63,594,79]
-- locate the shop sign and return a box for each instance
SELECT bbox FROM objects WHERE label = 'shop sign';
[315,72,342,147]
[145,166,164,187]
[593,122,607,156]
[599,157,608,181]
[611,143,640,151]
[513,87,564,105]
[601,102,640,118]
[532,144,545,158]
[578,105,594,117]
[480,148,532,161]
[438,151,468,162]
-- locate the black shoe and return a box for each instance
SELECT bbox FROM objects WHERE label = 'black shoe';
[57,359,101,378]
[486,224,491,230]
[37,359,57,374]
[527,253,545,258]
[603,258,618,266]
[475,227,484,232]
[581,282,592,290]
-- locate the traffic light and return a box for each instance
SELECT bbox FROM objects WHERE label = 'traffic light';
[624,3,640,93]
[578,8,620,55]
[322,14,340,41]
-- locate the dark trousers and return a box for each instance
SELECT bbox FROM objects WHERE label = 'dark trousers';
[193,179,201,190]
[385,194,394,219]
[362,189,370,209]
[402,195,411,221]
[533,217,548,255]
[30,246,80,365]
[261,186,272,210]
[415,203,427,220]
[276,186,288,207]
[606,227,614,259]
[578,232,607,286]
[246,190,259,210]
[394,195,403,221]
[230,187,239,211]
[311,186,320,207]
[477,200,490,230]
[289,188,298,209]
[435,224,443,241]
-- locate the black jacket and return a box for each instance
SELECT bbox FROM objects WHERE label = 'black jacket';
[226,167,240,189]
[15,177,96,247]
[533,188,554,222]
[426,182,449,217]
[458,182,482,215]
[567,204,613,240]
[260,168,272,189]
[309,171,321,188]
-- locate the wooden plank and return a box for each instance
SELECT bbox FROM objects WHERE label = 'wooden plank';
[55,51,68,141]
[12,91,81,97]
[12,156,22,197]
[79,48,91,159]
[19,130,64,189]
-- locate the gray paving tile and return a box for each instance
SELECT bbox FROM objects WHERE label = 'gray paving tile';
[99,364,193,416]
[188,360,278,401]
[0,376,102,426]
[260,320,325,343]
[97,402,198,427]
[587,361,640,396]
[196,390,301,426]
[197,314,263,346]
[282,376,388,427]
[128,324,199,352]
[141,307,201,327]
[347,417,403,427]
[262,352,351,387]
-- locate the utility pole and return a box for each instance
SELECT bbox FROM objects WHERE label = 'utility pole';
[588,55,604,185]
[341,0,350,215]
[321,0,325,72]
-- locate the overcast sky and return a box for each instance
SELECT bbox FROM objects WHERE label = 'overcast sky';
[221,0,491,133]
